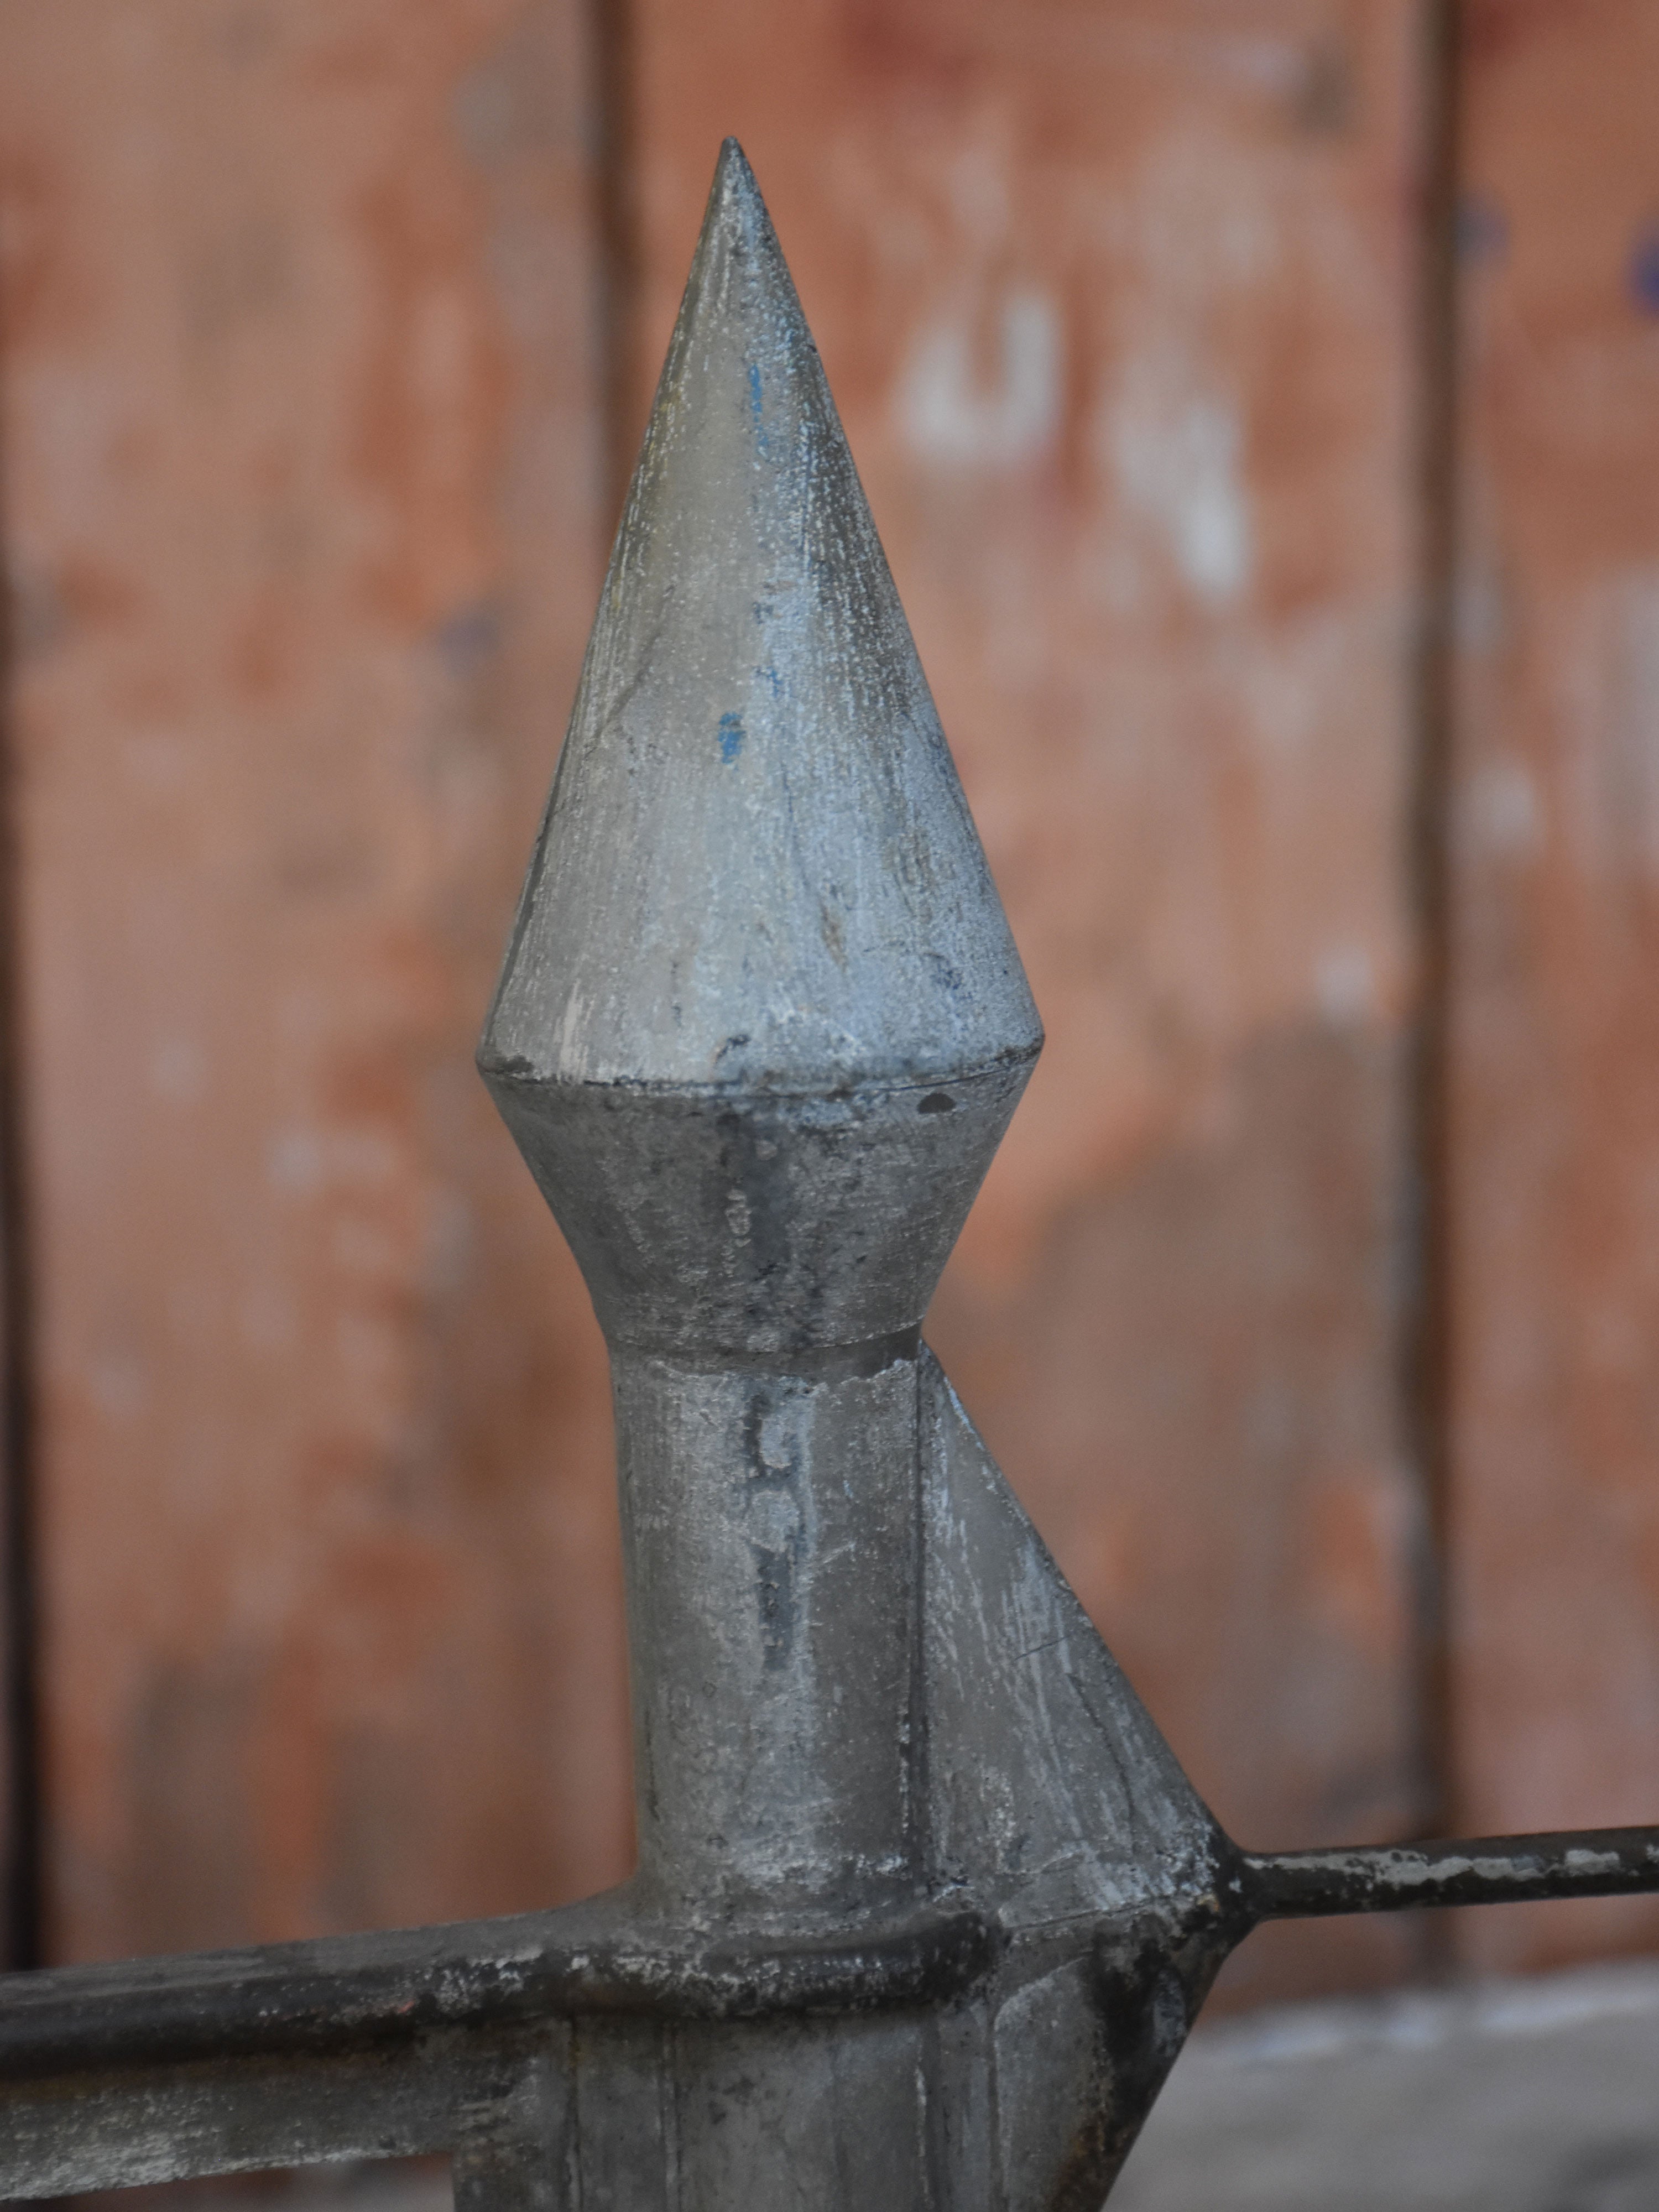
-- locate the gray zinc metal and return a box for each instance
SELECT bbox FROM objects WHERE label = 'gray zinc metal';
[482,140,1039,1103]
[478,139,1233,2204]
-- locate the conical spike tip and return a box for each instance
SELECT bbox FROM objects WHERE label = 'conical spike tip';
[481,141,1041,1099]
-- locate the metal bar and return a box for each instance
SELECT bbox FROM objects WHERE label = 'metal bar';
[1246,1826,1659,1919]
[452,2138,565,2212]
[450,2044,571,2212]
[0,1893,989,2079]
[0,2038,507,2198]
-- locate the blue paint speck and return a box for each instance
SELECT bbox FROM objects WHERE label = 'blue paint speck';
[1455,194,1507,266]
[434,598,500,674]
[1630,226,1659,314]
[718,711,745,765]
[755,662,782,698]
[747,363,770,456]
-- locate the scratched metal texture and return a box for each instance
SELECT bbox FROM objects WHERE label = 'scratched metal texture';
[467,147,1237,2199]
[1447,0,1659,1976]
[0,1,631,1961]
[622,0,1433,2006]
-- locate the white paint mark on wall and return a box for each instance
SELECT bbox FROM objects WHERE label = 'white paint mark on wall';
[267,1124,400,1196]
[1103,359,1253,606]
[1601,570,1659,879]
[1465,757,1543,860]
[945,145,1011,242]
[1314,942,1375,1027]
[89,1354,148,1422]
[897,290,1062,469]
[1553,570,1659,885]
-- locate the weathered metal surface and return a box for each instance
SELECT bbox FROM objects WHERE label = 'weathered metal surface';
[1248,1827,1659,1919]
[473,140,1230,2200]
[1449,0,1659,1976]
[0,1895,990,2077]
[0,0,630,1958]
[2,132,1659,2212]
[622,0,1434,2011]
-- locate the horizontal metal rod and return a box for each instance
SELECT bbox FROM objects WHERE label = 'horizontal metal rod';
[1245,1825,1659,1919]
[0,2033,535,2199]
[0,1890,993,2080]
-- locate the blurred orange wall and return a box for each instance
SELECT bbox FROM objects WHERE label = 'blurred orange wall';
[1449,0,1659,1975]
[0,0,629,1959]
[0,0,1652,2008]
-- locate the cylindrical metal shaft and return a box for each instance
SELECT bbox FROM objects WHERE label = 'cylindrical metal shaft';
[614,1344,924,1916]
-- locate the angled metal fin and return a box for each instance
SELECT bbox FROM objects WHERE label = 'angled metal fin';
[920,1352,1240,2205]
[921,1352,1223,1916]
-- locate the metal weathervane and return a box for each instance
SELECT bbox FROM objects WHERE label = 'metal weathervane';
[3,138,1659,2212]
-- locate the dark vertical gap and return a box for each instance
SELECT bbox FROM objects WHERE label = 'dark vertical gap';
[591,0,641,535]
[1402,0,1464,1976]
[0,409,42,1970]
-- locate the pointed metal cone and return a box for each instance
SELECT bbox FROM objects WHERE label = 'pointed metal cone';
[473,143,1245,2205]
[482,138,1040,1099]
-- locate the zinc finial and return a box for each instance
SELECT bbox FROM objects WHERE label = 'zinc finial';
[479,139,1041,1360]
